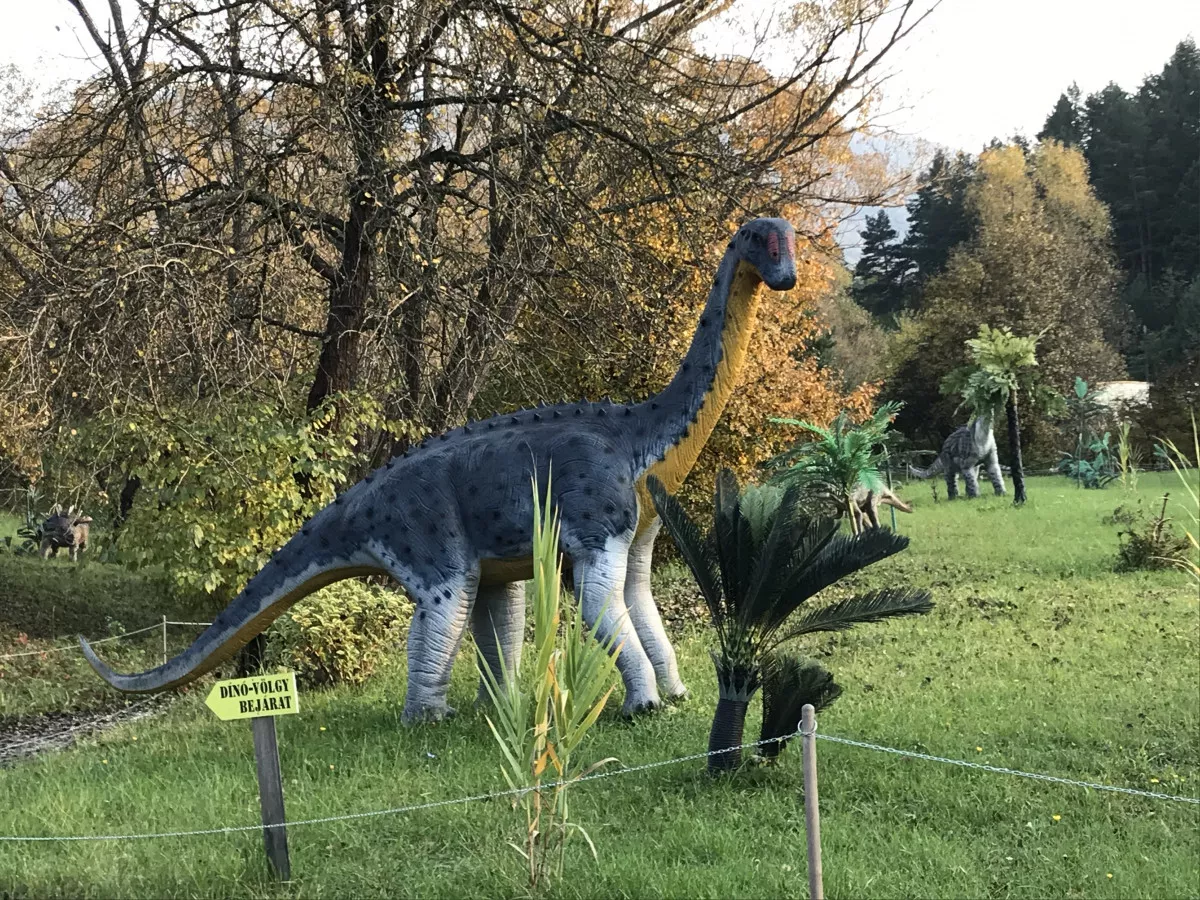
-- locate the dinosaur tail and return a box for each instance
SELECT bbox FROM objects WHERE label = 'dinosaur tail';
[907,457,943,480]
[880,493,913,514]
[81,515,383,694]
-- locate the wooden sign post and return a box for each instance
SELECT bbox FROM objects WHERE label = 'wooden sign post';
[206,672,299,881]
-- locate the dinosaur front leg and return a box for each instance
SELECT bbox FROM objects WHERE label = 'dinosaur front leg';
[574,542,660,716]
[623,519,687,702]
[400,565,480,723]
[472,581,526,705]
[984,448,1006,495]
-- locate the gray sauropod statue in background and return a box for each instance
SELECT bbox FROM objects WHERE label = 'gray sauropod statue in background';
[40,506,93,562]
[82,217,799,722]
[907,416,1005,499]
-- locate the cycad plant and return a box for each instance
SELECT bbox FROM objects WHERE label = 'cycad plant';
[479,475,621,888]
[649,470,932,774]
[767,402,902,533]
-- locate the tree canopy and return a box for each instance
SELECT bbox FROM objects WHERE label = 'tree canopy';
[883,141,1124,452]
[0,1,927,553]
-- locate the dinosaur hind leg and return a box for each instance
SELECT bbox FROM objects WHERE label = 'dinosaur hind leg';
[864,492,882,529]
[472,581,526,705]
[392,561,480,724]
[962,464,981,498]
[944,463,959,500]
[623,519,686,702]
[573,539,660,716]
[985,448,1006,495]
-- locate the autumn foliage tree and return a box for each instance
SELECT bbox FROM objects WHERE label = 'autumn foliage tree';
[1,1,926,536]
[884,141,1124,454]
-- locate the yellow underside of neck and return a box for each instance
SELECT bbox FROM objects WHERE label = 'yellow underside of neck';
[636,260,763,532]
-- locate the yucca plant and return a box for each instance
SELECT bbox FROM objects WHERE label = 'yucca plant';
[767,402,902,533]
[1155,410,1199,582]
[649,470,932,774]
[1116,420,1142,492]
[479,474,621,889]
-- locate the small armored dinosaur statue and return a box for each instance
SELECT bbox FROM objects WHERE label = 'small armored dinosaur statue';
[40,506,93,562]
[908,417,1005,499]
[847,483,912,532]
[82,217,799,721]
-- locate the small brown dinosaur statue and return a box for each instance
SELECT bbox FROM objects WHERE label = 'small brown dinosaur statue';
[847,484,912,532]
[39,506,93,562]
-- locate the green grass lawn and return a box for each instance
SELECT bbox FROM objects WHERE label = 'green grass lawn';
[0,510,214,718]
[1,475,1197,898]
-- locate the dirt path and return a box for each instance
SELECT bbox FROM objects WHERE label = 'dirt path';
[0,696,171,766]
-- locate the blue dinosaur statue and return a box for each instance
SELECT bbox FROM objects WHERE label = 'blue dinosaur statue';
[82,218,799,722]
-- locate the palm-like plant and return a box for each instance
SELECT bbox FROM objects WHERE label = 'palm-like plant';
[767,401,903,533]
[648,470,932,774]
[941,325,1056,505]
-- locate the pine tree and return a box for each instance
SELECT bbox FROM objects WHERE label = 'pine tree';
[850,210,907,318]
[899,150,975,305]
[1038,84,1085,146]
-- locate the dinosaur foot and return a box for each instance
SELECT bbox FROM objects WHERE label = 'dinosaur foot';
[663,684,690,705]
[401,701,457,725]
[621,693,664,718]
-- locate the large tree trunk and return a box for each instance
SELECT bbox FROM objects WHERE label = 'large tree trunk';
[1006,393,1027,505]
[306,208,372,414]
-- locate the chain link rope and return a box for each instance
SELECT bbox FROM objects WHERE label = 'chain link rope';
[0,730,801,842]
[815,733,1200,805]
[0,624,164,660]
[1,724,1196,843]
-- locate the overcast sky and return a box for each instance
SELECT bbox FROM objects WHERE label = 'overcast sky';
[2,0,1195,256]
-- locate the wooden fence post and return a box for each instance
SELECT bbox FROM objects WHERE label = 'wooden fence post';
[251,715,291,881]
[801,704,823,900]
[161,616,168,666]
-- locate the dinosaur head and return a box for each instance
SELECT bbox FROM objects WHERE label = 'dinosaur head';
[735,217,797,291]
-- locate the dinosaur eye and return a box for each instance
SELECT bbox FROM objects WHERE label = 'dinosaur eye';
[766,230,780,262]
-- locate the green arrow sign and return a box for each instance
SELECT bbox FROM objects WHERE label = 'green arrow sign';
[205,672,299,721]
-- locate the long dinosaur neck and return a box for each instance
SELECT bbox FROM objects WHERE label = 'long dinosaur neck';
[634,248,763,495]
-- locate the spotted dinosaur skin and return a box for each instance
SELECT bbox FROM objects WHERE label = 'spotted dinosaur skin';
[81,218,798,721]
[908,417,1005,499]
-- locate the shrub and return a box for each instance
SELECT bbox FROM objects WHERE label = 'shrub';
[1056,432,1118,488]
[46,385,423,605]
[1155,411,1199,582]
[1113,494,1192,573]
[266,580,410,688]
[649,470,932,774]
